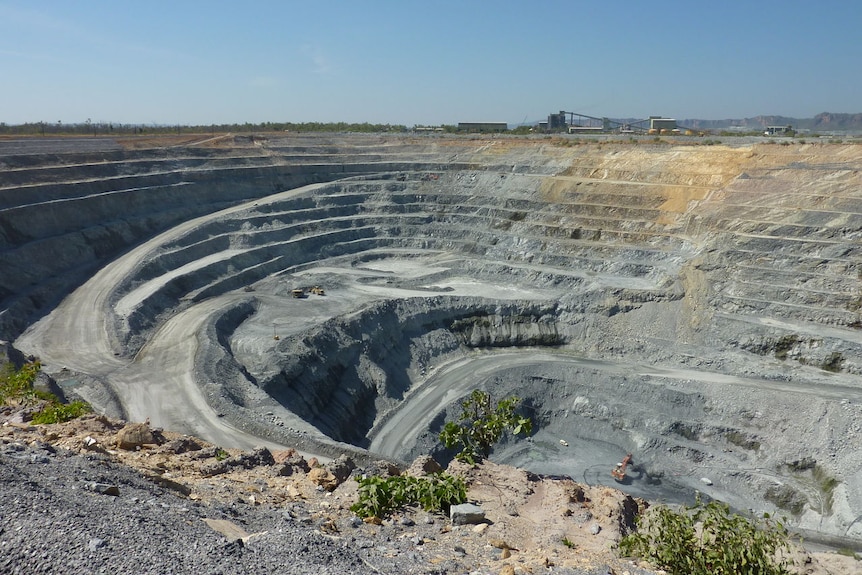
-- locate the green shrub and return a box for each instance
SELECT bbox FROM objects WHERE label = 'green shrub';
[31,400,91,424]
[439,390,532,465]
[820,352,844,373]
[1,361,91,423]
[725,430,761,451]
[619,499,794,575]
[0,361,42,403]
[812,465,838,513]
[351,472,467,518]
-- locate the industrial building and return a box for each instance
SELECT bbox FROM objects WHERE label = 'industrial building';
[544,110,682,135]
[457,122,508,133]
[648,117,677,132]
[764,125,794,136]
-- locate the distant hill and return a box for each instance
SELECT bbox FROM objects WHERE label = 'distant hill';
[678,112,862,133]
[525,112,862,134]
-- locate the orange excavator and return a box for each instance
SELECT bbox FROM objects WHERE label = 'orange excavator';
[611,454,632,482]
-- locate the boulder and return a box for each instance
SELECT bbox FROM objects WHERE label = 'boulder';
[307,468,339,491]
[160,436,203,454]
[0,341,26,368]
[237,446,275,469]
[115,422,155,450]
[364,460,402,477]
[283,451,310,472]
[406,455,443,477]
[200,460,230,477]
[324,454,356,484]
[450,503,485,525]
[33,372,66,403]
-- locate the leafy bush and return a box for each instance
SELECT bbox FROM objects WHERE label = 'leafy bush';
[619,499,795,575]
[351,473,467,518]
[0,361,42,404]
[31,401,91,424]
[439,390,532,465]
[1,360,91,423]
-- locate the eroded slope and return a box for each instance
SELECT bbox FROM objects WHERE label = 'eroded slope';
[7,135,862,543]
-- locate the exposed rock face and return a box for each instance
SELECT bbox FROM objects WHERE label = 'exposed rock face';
[450,310,563,347]
[260,297,565,443]
[8,135,862,543]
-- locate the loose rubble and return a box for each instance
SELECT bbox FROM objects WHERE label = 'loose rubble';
[3,411,859,574]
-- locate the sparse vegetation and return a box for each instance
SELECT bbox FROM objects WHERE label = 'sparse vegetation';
[439,390,532,465]
[0,360,91,423]
[812,465,839,513]
[31,401,91,424]
[350,473,467,519]
[0,361,45,404]
[820,352,844,373]
[620,499,795,575]
[668,421,700,441]
[765,484,807,516]
[725,430,761,451]
[774,334,800,360]
[773,460,840,515]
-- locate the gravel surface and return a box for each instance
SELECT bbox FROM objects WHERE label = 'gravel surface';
[0,438,660,575]
[0,442,387,575]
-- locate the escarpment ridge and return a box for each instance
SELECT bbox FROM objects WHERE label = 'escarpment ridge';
[7,134,862,543]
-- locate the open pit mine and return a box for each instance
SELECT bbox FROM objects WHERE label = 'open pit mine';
[3,133,862,544]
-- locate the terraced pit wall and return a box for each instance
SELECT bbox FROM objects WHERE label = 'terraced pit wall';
[5,134,862,545]
[0,140,473,339]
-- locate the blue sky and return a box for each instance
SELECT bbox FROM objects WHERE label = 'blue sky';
[1,1,860,126]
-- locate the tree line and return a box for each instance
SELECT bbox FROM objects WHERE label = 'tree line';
[0,120,412,136]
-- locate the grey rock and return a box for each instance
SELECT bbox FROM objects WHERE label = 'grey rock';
[364,460,402,477]
[115,422,155,450]
[405,455,442,477]
[200,460,230,477]
[85,482,120,496]
[324,454,356,484]
[450,503,485,525]
[278,452,310,475]
[161,437,203,454]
